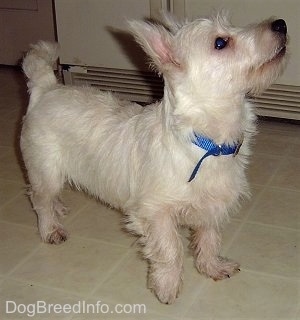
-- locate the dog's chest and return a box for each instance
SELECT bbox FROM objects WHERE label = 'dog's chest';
[178,157,247,226]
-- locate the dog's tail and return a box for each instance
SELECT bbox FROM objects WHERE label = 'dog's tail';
[22,41,59,110]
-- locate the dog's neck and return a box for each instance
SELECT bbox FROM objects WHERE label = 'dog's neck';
[165,92,248,145]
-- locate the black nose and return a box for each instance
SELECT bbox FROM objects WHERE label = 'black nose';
[271,19,287,35]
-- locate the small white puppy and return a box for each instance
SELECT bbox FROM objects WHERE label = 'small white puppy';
[21,12,287,303]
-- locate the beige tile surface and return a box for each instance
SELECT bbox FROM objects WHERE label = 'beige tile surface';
[0,222,39,275]
[271,157,300,191]
[247,187,300,229]
[0,146,24,183]
[228,223,299,277]
[67,201,136,248]
[11,237,128,296]
[0,279,79,320]
[0,67,299,319]
[247,153,284,186]
[186,271,300,319]
[94,250,207,318]
[0,193,37,227]
[0,179,24,205]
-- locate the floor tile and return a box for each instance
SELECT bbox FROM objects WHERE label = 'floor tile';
[247,153,283,186]
[186,270,300,319]
[0,278,79,319]
[67,201,136,248]
[228,223,299,277]
[0,146,25,183]
[0,222,39,275]
[221,220,243,252]
[0,193,37,227]
[1,67,300,320]
[233,185,264,220]
[253,131,291,156]
[69,297,174,320]
[271,157,300,191]
[11,237,128,296]
[0,180,24,207]
[94,249,207,318]
[286,140,300,158]
[0,146,12,159]
[258,119,300,137]
[0,186,94,229]
[0,118,19,147]
[247,187,300,230]
[59,187,95,219]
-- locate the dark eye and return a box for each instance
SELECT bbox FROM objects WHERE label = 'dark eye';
[215,37,228,50]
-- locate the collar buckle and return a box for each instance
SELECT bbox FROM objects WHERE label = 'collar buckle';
[188,132,244,182]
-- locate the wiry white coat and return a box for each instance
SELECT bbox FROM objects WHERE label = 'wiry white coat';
[21,12,287,304]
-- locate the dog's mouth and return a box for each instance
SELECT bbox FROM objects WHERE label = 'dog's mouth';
[261,43,287,67]
[269,45,286,62]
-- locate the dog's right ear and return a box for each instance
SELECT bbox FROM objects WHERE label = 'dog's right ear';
[160,11,186,34]
[129,21,180,73]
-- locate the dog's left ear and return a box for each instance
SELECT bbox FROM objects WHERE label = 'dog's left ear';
[129,21,180,73]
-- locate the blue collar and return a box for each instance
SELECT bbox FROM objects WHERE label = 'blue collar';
[188,133,243,182]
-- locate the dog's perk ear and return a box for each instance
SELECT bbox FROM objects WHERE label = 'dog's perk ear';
[129,21,180,73]
[160,11,186,34]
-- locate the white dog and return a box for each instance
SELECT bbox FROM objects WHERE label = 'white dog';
[21,12,287,303]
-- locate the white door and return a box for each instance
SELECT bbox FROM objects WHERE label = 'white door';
[0,0,55,65]
[55,0,168,102]
[55,0,168,70]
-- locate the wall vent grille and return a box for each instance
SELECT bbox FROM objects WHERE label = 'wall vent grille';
[249,84,300,120]
[64,66,300,120]
[64,66,163,103]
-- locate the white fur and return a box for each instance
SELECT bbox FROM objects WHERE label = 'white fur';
[21,12,287,304]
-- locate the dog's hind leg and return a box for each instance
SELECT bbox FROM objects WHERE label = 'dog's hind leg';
[26,160,68,245]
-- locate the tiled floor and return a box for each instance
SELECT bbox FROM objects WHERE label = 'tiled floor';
[0,66,299,319]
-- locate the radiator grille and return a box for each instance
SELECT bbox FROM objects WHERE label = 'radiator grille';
[249,84,300,120]
[64,65,163,103]
[64,66,300,120]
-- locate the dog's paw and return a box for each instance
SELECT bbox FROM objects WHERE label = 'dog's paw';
[148,268,183,304]
[46,227,68,245]
[197,256,240,281]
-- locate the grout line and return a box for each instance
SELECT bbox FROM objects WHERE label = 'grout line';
[69,234,135,250]
[180,267,300,320]
[0,184,26,210]
[235,267,300,283]
[180,279,210,319]
[239,219,300,233]
[264,154,300,192]
[260,184,300,193]
[264,156,287,188]
[62,201,91,225]
[85,248,132,299]
[4,275,87,299]
[4,243,43,278]
[222,185,269,253]
[0,219,36,231]
[222,218,248,254]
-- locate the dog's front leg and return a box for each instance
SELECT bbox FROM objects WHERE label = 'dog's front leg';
[190,226,240,280]
[140,210,183,304]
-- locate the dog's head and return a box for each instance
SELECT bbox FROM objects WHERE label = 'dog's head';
[129,12,288,100]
